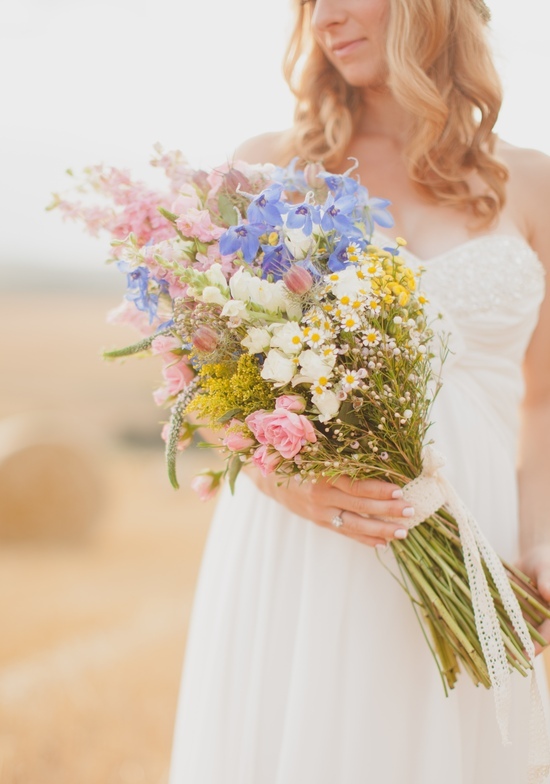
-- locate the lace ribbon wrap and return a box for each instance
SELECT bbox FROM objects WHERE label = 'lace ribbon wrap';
[401,446,550,784]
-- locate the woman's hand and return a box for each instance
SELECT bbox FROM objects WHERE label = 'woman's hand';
[249,468,415,549]
[517,545,550,656]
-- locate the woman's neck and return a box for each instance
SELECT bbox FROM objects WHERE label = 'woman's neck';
[357,87,413,146]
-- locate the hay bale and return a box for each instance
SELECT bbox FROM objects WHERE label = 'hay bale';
[0,414,104,542]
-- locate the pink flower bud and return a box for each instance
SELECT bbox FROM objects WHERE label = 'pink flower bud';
[192,325,219,353]
[224,168,252,194]
[191,472,221,502]
[223,430,256,452]
[252,445,282,476]
[192,170,210,192]
[304,162,324,189]
[283,265,314,295]
[275,395,307,414]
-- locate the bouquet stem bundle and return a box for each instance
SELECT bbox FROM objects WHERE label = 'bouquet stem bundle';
[389,510,550,693]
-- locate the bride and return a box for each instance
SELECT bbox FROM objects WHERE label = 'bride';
[169,0,550,781]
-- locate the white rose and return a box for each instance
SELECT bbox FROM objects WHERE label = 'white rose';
[311,389,340,422]
[242,326,271,354]
[271,322,304,355]
[284,227,314,260]
[261,349,297,385]
[200,286,228,306]
[221,299,249,321]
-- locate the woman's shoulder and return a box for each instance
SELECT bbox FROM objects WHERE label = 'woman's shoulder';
[496,138,550,248]
[234,130,291,165]
[497,138,550,201]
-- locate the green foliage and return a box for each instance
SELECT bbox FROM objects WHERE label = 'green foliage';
[218,194,239,226]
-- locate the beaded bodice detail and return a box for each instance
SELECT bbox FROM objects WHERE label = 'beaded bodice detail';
[373,232,546,436]
[373,231,545,366]
[407,235,544,317]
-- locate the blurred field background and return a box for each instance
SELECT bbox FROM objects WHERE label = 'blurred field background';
[0,287,221,784]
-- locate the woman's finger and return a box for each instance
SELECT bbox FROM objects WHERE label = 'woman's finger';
[534,619,550,656]
[535,566,550,603]
[324,509,409,542]
[327,486,415,521]
[331,474,403,500]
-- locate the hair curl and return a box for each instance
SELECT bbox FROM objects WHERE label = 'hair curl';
[281,0,508,227]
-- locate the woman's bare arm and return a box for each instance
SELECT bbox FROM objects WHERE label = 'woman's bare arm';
[510,148,550,649]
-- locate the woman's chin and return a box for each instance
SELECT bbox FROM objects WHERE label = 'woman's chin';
[332,62,388,91]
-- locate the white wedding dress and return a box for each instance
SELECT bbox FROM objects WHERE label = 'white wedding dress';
[169,232,549,784]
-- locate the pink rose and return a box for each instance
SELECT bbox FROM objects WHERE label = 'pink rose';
[245,408,317,459]
[275,395,306,414]
[223,427,256,452]
[163,360,194,395]
[191,473,221,502]
[151,335,182,356]
[153,360,194,405]
[252,445,282,476]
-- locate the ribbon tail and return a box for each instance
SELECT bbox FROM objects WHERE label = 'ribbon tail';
[457,496,550,780]
[441,478,512,744]
[528,672,550,784]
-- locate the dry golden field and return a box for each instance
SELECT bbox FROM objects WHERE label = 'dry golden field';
[0,291,217,784]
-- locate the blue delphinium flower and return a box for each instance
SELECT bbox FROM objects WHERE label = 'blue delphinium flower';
[320,194,361,236]
[318,171,362,197]
[271,157,308,193]
[367,197,394,229]
[118,262,168,323]
[351,187,394,233]
[261,243,293,280]
[285,202,320,236]
[328,237,353,272]
[247,183,286,227]
[219,223,265,263]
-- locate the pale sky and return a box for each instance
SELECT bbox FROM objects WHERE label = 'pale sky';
[1,0,548,280]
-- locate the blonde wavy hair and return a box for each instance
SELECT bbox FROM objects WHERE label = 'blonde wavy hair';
[281,0,508,226]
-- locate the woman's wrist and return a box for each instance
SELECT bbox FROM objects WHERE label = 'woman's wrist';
[242,463,271,499]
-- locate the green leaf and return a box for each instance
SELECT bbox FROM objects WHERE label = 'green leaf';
[218,194,239,226]
[227,456,243,495]
[216,408,242,425]
[158,206,178,222]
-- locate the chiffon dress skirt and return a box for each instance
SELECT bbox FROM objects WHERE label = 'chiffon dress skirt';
[169,233,550,784]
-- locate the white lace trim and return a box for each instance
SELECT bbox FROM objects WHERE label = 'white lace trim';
[402,446,550,784]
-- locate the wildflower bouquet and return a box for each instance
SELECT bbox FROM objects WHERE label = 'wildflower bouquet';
[51,151,550,745]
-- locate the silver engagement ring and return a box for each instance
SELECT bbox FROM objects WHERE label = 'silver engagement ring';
[331,513,344,529]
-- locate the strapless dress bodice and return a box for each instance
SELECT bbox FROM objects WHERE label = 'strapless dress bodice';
[374,232,546,434]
